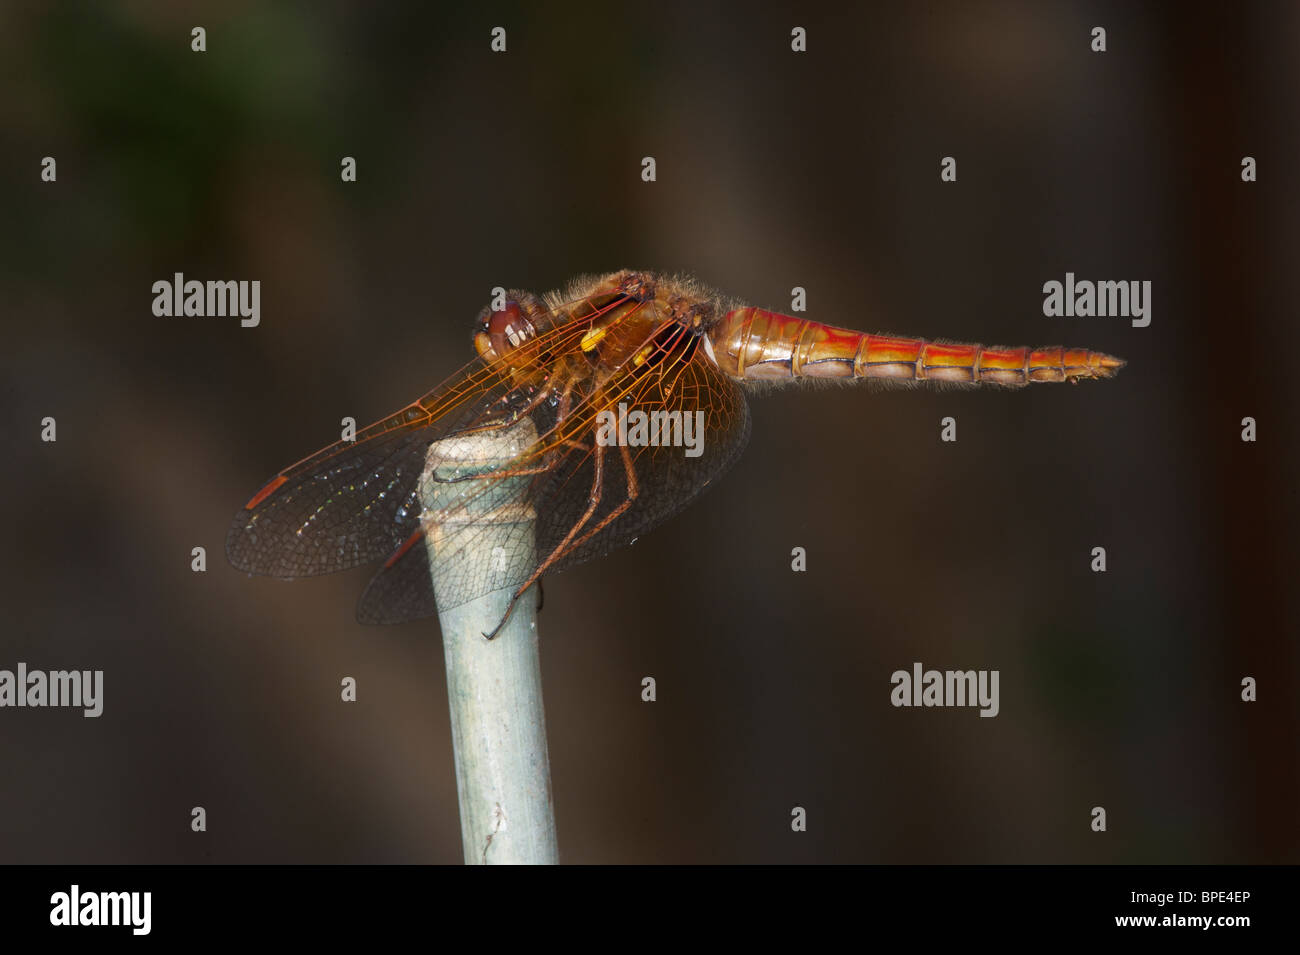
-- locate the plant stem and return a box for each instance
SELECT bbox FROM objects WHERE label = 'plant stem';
[423,422,558,865]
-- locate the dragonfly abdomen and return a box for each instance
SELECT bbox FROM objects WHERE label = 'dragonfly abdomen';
[712,308,1124,387]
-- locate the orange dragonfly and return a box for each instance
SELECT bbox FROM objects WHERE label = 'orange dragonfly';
[227,269,1123,634]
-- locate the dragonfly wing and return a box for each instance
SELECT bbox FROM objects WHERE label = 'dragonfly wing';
[355,511,541,624]
[225,365,531,580]
[354,330,752,621]
[353,527,439,624]
[539,348,751,576]
[231,278,751,624]
[227,428,433,579]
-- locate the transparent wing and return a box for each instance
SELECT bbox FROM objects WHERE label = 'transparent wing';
[358,316,751,623]
[225,287,625,581]
[229,285,751,624]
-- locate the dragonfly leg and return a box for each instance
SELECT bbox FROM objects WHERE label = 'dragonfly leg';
[482,440,613,639]
[557,378,576,421]
[445,380,557,442]
[544,441,640,560]
[436,382,559,478]
[482,591,529,640]
[487,441,641,643]
[433,381,592,484]
[434,430,592,486]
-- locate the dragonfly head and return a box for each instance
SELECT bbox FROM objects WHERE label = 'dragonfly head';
[474,294,547,364]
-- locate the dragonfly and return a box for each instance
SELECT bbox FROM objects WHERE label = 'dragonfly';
[227,269,1124,636]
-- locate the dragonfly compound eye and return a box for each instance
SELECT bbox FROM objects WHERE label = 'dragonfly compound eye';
[475,301,538,361]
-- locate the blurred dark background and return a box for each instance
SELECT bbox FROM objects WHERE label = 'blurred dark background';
[1,1,1295,863]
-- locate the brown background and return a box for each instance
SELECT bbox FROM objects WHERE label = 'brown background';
[0,0,1295,863]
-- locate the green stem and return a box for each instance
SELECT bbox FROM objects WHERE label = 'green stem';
[423,421,558,865]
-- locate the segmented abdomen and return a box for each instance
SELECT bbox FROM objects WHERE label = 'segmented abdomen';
[711,308,1124,386]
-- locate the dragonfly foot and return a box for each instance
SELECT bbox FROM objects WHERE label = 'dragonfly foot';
[482,591,520,640]
[481,580,544,639]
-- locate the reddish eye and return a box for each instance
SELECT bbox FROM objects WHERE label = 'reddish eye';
[485,302,536,357]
